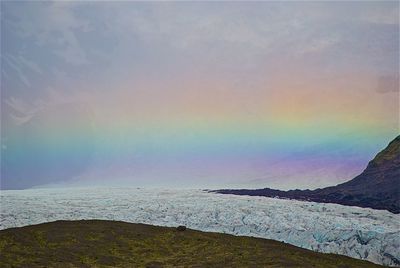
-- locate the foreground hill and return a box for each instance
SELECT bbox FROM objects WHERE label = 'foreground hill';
[0,220,382,268]
[214,135,400,213]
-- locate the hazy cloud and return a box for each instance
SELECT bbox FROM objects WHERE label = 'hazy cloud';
[1,1,399,189]
[376,75,400,94]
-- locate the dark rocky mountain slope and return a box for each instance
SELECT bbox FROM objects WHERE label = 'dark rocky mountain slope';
[213,135,400,213]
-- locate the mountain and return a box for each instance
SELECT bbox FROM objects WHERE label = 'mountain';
[213,135,400,214]
[0,220,383,267]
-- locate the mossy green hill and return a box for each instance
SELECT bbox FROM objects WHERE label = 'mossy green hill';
[0,220,382,268]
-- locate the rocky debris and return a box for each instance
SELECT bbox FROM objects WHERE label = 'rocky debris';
[177,225,186,231]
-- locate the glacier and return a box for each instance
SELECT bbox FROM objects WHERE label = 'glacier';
[1,187,399,266]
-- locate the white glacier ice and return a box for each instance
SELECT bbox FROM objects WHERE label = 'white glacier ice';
[1,187,399,266]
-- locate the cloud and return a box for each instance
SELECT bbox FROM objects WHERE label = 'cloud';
[1,1,398,190]
[376,75,400,94]
[2,55,32,87]
[4,87,88,126]
[5,97,40,125]
[5,1,90,66]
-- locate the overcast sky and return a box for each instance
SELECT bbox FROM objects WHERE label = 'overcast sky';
[1,1,399,190]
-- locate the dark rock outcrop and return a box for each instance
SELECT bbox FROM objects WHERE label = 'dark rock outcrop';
[177,225,187,231]
[213,136,400,214]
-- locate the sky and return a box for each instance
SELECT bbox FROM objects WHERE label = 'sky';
[1,1,399,190]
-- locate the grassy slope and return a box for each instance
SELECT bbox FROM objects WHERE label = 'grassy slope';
[372,136,400,165]
[0,220,382,268]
